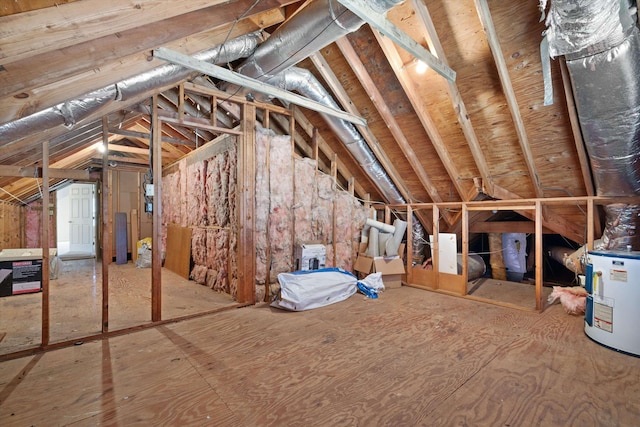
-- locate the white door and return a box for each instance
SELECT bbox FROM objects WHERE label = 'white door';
[69,183,95,254]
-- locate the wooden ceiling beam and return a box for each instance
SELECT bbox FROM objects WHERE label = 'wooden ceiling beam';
[333,37,460,227]
[473,0,543,199]
[308,51,412,203]
[0,7,288,124]
[107,128,193,147]
[154,47,367,126]
[410,0,495,198]
[373,30,476,202]
[0,0,232,65]
[335,0,455,82]
[0,165,95,180]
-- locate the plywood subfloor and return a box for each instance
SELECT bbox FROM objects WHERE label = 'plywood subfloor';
[1,286,638,426]
[467,277,554,310]
[0,259,237,356]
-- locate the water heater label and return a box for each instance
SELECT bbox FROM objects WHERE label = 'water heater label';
[593,302,613,333]
[610,269,627,282]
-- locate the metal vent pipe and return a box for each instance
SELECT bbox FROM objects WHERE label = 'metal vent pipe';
[543,0,640,249]
[0,32,263,146]
[234,0,428,261]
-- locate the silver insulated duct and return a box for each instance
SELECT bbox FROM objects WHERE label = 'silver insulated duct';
[0,32,263,146]
[234,0,428,261]
[542,0,640,249]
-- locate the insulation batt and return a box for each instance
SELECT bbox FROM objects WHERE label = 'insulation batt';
[228,147,239,298]
[253,126,366,300]
[162,170,181,226]
[547,286,587,315]
[162,136,237,296]
[294,157,317,244]
[186,161,208,227]
[25,200,56,248]
[254,126,270,286]
[266,128,294,282]
[314,174,334,255]
[334,192,353,270]
[190,227,207,267]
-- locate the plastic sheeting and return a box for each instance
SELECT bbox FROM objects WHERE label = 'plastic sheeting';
[271,268,358,311]
[503,233,527,280]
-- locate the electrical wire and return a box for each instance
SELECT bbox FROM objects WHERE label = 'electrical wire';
[0,186,28,205]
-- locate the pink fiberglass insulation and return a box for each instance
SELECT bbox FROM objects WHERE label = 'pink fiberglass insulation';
[264,127,294,283]
[254,127,270,285]
[25,200,56,248]
[190,227,207,266]
[186,160,208,227]
[206,151,230,227]
[229,230,238,299]
[334,192,353,270]
[162,169,181,227]
[206,228,229,292]
[190,264,207,285]
[227,145,238,298]
[313,173,334,251]
[294,157,317,244]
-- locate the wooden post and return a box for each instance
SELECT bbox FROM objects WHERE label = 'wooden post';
[131,209,139,264]
[331,153,337,267]
[407,204,413,284]
[237,103,257,304]
[587,198,595,251]
[41,141,50,346]
[178,84,185,121]
[535,200,543,311]
[432,205,439,289]
[101,116,111,332]
[461,203,469,295]
[312,127,319,163]
[151,96,162,321]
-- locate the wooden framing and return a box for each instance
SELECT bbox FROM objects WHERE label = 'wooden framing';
[151,96,162,321]
[409,0,495,197]
[41,141,50,346]
[236,103,257,304]
[473,0,543,199]
[401,195,636,312]
[373,29,476,202]
[101,117,110,332]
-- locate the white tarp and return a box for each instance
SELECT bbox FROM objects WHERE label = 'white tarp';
[272,268,358,311]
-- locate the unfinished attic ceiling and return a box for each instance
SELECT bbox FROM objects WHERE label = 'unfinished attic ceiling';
[0,0,630,245]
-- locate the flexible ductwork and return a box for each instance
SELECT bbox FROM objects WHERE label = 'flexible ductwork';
[0,32,263,146]
[237,0,404,79]
[264,68,402,201]
[234,0,428,263]
[542,0,640,250]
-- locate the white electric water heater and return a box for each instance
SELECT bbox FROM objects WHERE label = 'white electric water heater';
[584,250,640,357]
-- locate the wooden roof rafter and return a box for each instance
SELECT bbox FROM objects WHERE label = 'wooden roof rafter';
[333,37,445,208]
[308,51,413,203]
[409,0,497,198]
[473,0,543,199]
[373,29,477,203]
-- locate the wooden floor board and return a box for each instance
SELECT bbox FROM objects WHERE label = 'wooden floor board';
[1,287,639,426]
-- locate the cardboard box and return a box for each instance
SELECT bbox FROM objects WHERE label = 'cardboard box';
[0,259,43,297]
[295,243,326,271]
[354,254,406,289]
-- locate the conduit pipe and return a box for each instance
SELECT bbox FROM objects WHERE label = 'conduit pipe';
[0,32,263,145]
